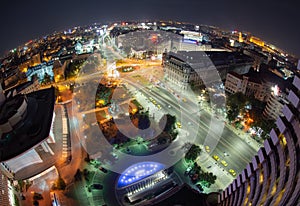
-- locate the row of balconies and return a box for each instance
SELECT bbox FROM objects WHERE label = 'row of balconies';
[0,98,28,133]
[219,76,300,206]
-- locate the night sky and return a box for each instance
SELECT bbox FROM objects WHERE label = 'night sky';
[0,0,299,58]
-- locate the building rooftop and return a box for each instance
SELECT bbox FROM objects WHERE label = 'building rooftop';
[0,95,24,124]
[247,67,293,91]
[166,50,253,70]
[4,81,35,94]
[0,87,55,162]
[227,71,243,79]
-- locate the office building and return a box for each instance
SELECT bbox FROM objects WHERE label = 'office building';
[163,51,253,90]
[0,85,55,180]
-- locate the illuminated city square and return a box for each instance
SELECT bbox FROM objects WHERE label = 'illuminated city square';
[0,1,299,205]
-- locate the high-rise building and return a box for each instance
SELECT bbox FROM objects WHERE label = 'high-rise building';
[0,85,56,180]
[0,170,12,206]
[218,74,300,206]
[263,92,289,120]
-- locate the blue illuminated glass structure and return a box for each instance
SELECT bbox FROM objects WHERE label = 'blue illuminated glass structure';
[117,162,165,188]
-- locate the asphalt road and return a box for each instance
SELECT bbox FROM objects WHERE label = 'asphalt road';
[139,85,257,175]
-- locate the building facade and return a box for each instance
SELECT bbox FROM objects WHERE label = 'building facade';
[224,72,244,94]
[263,92,289,120]
[163,51,253,90]
[243,49,268,71]
[218,74,300,206]
[0,170,12,206]
[0,86,56,180]
[225,71,271,102]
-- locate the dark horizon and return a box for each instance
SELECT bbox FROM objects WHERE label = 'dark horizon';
[0,0,299,58]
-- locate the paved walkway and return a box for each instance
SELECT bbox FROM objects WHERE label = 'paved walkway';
[196,146,234,193]
[126,83,165,122]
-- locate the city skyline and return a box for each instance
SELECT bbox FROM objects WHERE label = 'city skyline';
[0,14,299,206]
[0,0,299,58]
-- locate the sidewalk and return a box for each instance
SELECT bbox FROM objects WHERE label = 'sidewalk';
[227,123,262,151]
[127,84,165,122]
[196,146,234,193]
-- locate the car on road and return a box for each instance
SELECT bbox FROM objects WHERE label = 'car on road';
[212,155,219,161]
[186,166,192,172]
[111,153,118,160]
[205,146,210,153]
[221,160,228,167]
[223,152,229,156]
[91,183,103,190]
[99,166,108,173]
[229,169,236,176]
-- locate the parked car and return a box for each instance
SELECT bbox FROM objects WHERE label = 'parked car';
[91,183,103,190]
[205,146,210,153]
[221,160,228,167]
[212,155,219,161]
[99,166,108,173]
[229,169,236,176]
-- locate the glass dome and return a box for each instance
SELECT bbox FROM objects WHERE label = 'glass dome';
[117,161,165,188]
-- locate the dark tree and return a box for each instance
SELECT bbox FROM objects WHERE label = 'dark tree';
[137,111,151,130]
[52,176,66,190]
[226,92,247,122]
[185,144,202,161]
[74,169,82,181]
[159,114,176,133]
[42,72,52,85]
[33,193,43,201]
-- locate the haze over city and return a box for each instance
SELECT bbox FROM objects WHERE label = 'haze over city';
[0,0,299,57]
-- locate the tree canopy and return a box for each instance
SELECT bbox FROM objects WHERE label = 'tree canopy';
[159,114,176,133]
[226,92,247,122]
[185,144,202,161]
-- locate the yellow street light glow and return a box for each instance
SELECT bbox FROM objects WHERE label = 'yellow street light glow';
[98,99,105,105]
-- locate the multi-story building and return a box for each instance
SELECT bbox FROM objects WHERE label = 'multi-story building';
[0,84,56,180]
[243,76,267,101]
[224,72,245,94]
[263,90,289,120]
[218,74,300,206]
[25,60,54,82]
[225,71,272,102]
[0,170,13,206]
[243,49,268,71]
[4,78,40,95]
[18,53,42,73]
[163,51,253,90]
[249,36,265,47]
